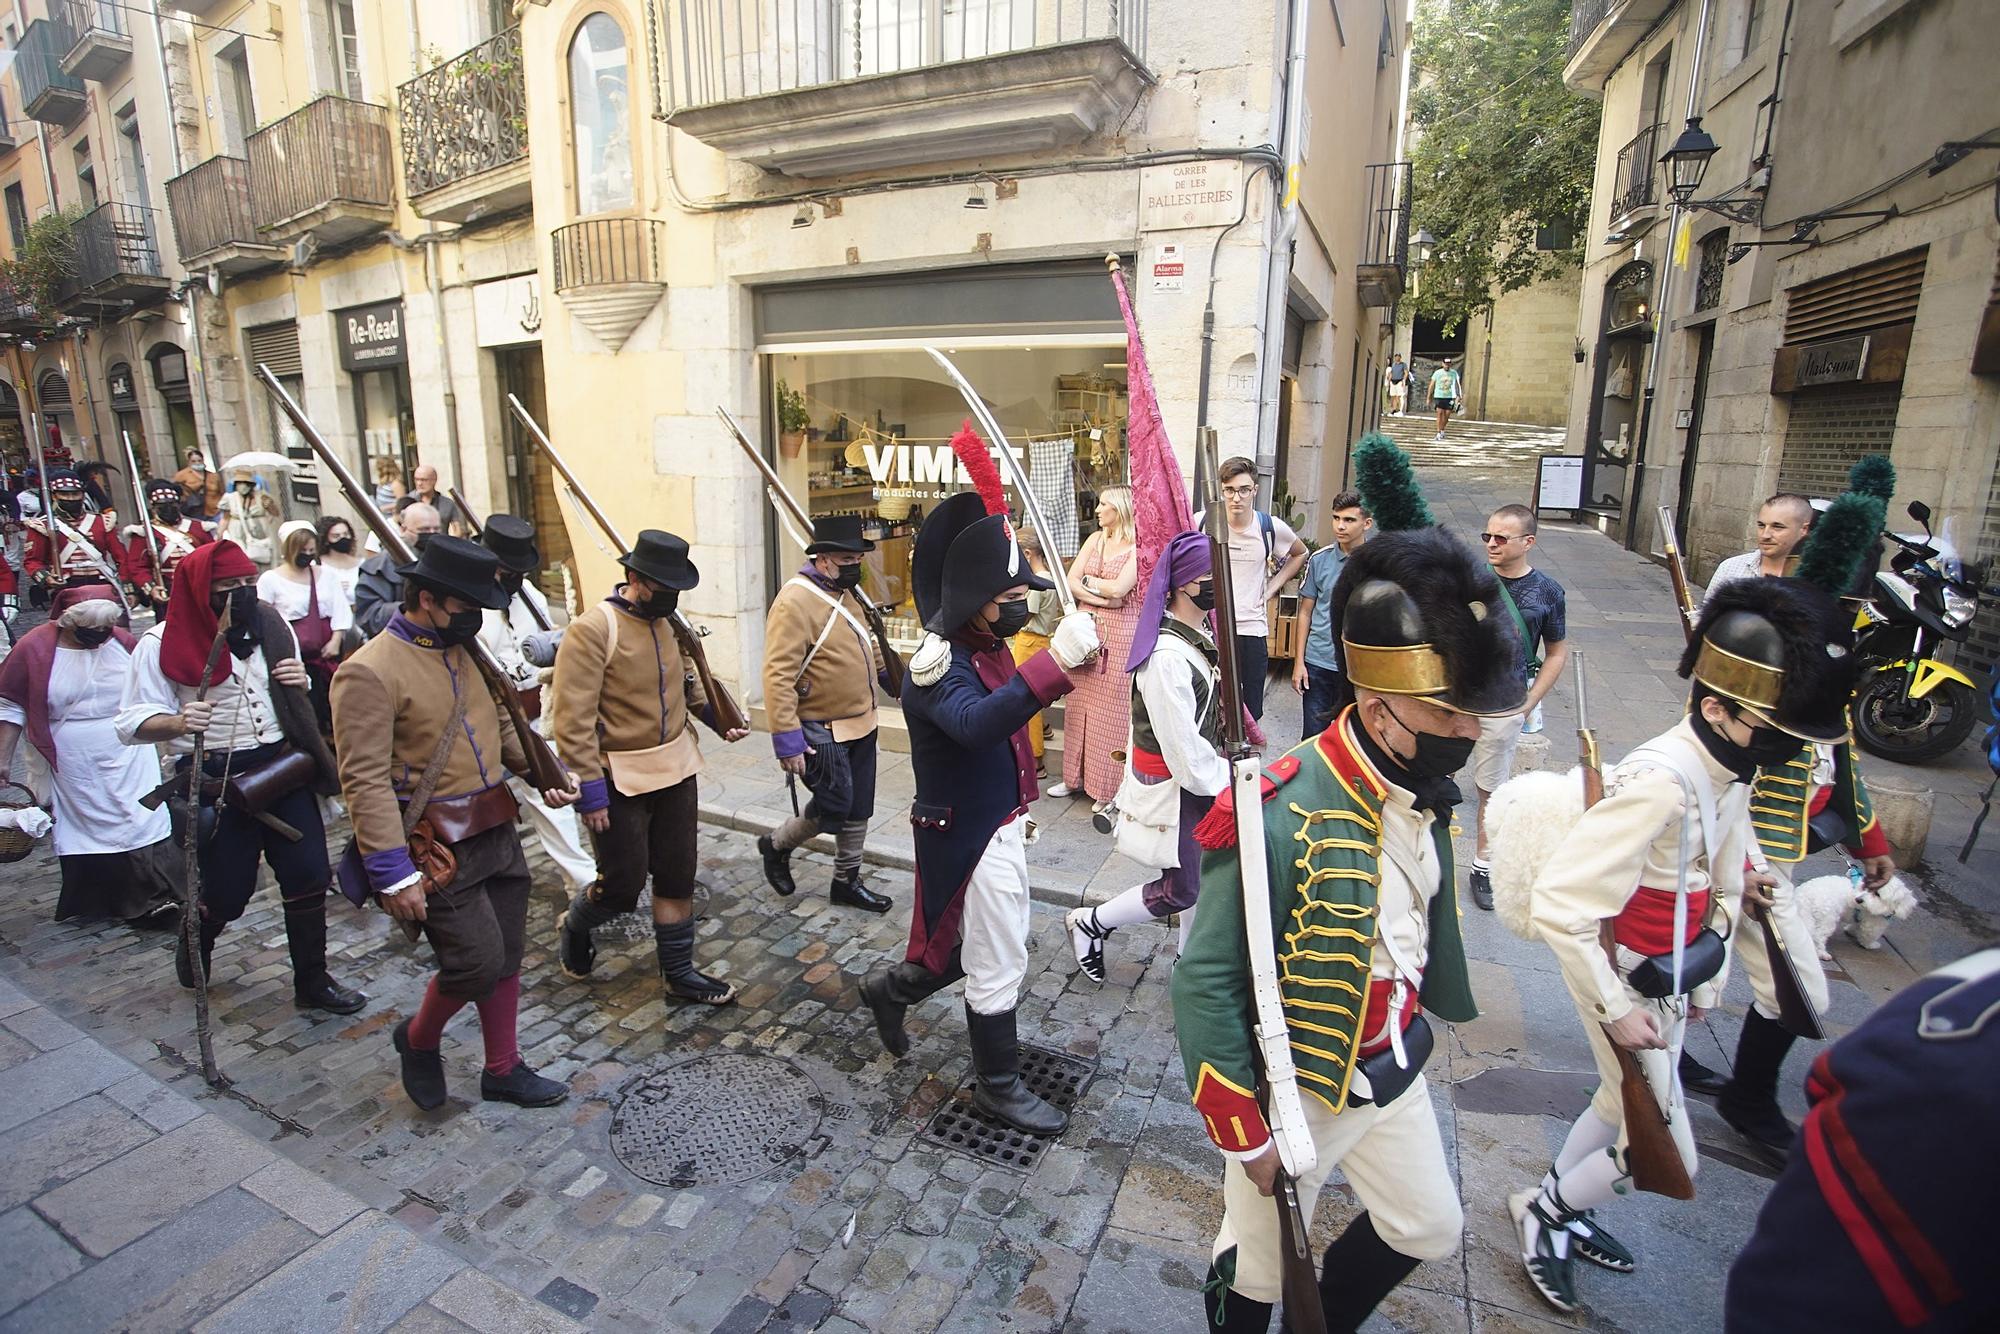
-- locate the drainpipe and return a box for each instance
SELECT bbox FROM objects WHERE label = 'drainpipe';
[1630,0,1714,546]
[423,237,465,494]
[1251,0,1311,504]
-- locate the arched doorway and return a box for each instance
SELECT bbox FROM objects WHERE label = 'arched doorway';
[1582,259,1655,519]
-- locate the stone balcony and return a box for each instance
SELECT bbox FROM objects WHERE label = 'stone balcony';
[1563,0,1676,96]
[56,0,132,84]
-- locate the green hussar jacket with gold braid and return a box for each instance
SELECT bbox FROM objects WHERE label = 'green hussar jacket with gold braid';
[1750,741,1890,864]
[1168,714,1476,1157]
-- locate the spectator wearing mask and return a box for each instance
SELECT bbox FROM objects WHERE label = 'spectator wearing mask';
[216,469,280,567]
[316,514,366,606]
[174,449,224,521]
[1053,485,1139,813]
[259,521,355,727]
[352,502,443,638]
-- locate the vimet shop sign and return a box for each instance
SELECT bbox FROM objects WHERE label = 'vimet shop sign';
[337,300,408,371]
[1794,335,1870,388]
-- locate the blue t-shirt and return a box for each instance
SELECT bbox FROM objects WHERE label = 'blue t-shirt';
[1497,567,1566,680]
[1299,544,1351,670]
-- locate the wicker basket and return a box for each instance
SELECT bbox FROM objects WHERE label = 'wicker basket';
[0,781,42,864]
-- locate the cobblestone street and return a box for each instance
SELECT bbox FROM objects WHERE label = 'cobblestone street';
[1,444,1995,1332]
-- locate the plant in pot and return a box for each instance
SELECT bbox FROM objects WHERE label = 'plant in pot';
[776,380,811,458]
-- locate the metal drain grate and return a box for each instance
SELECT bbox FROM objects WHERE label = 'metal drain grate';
[609,1053,823,1187]
[921,1045,1095,1172]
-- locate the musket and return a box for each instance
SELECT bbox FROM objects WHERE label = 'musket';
[505,394,749,736]
[1199,425,1324,1325]
[448,485,555,635]
[255,366,573,795]
[1657,505,1698,644]
[1577,654,1696,1200]
[31,411,58,587]
[122,430,167,603]
[924,347,1078,616]
[714,406,906,698]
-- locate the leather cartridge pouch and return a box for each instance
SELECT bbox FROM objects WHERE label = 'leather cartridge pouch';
[517,683,542,724]
[1627,926,1728,999]
[606,724,699,796]
[221,745,318,817]
[1355,1012,1435,1108]
[414,784,520,845]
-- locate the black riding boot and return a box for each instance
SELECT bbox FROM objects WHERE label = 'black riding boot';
[1718,1009,1801,1156]
[1305,1212,1421,1334]
[964,1004,1067,1136]
[174,919,224,989]
[1203,1265,1273,1333]
[858,959,958,1057]
[284,896,366,1014]
[655,919,738,1005]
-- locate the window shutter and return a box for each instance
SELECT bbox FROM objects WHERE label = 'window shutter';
[245,321,303,378]
[1784,249,1927,344]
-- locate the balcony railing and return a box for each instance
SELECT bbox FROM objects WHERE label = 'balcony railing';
[398,26,529,217]
[553,218,663,292]
[0,283,43,332]
[56,0,132,82]
[57,202,167,308]
[658,0,1148,112]
[18,20,86,125]
[1567,0,1610,60]
[1610,122,1663,222]
[166,155,281,271]
[246,95,395,244]
[1356,161,1411,308]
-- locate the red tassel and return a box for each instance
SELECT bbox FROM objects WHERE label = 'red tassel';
[1192,796,1239,850]
[951,420,1007,517]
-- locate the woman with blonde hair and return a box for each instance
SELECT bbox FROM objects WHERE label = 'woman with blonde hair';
[372,456,405,514]
[1052,484,1139,812]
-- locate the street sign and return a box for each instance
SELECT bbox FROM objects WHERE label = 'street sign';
[1139,160,1245,230]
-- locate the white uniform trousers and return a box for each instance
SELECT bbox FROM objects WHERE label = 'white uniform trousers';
[1734,861,1831,1019]
[1575,956,1699,1182]
[507,774,596,893]
[1215,1075,1463,1303]
[960,818,1032,1015]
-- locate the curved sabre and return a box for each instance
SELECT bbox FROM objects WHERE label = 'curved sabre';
[924,346,1078,616]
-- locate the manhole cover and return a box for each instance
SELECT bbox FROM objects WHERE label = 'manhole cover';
[921,1044,1095,1173]
[610,1053,822,1187]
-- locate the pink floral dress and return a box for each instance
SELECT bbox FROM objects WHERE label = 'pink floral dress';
[1061,542,1138,803]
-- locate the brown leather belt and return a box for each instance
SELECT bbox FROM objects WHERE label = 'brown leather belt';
[404,784,519,845]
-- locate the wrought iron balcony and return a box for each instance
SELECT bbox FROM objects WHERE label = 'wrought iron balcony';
[1610,122,1663,225]
[1357,161,1412,308]
[56,0,132,83]
[1564,0,1674,94]
[551,218,666,354]
[398,26,529,222]
[166,155,284,274]
[19,20,86,126]
[57,202,170,311]
[0,282,45,334]
[246,95,396,248]
[651,0,1154,177]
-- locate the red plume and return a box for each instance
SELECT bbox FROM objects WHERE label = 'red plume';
[950,419,1007,517]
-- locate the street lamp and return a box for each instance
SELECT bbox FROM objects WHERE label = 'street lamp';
[1660,117,1719,206]
[1411,228,1437,267]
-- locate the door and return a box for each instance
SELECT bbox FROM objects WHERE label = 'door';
[1673,325,1715,556]
[496,347,569,592]
[216,41,256,157]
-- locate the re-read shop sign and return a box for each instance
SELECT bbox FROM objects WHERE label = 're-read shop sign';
[1139,160,1245,231]
[337,300,408,372]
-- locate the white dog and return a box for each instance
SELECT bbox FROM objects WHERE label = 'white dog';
[1795,872,1919,959]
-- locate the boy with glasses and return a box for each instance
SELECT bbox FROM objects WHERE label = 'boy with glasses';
[1467,504,1569,911]
[1197,457,1306,722]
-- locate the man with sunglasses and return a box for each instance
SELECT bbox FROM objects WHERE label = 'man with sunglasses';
[1467,504,1569,911]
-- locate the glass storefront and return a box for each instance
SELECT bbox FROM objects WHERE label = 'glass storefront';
[765,341,1130,652]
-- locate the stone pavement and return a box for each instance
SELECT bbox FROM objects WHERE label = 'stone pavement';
[0,437,1994,1333]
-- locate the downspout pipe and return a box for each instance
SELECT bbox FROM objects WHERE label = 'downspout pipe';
[1252,0,1311,505]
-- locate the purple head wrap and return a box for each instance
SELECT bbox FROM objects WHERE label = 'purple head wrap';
[1126,530,1214,672]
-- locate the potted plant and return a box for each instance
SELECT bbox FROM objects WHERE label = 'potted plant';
[776,380,810,458]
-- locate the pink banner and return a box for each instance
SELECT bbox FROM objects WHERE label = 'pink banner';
[1109,261,1194,600]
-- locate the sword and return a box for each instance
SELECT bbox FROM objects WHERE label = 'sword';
[923,347,1078,616]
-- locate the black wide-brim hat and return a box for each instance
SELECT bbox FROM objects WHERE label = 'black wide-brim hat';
[1682,577,1856,742]
[620,529,699,591]
[806,514,874,555]
[930,514,1052,634]
[481,513,542,573]
[398,533,508,610]
[1328,527,1526,716]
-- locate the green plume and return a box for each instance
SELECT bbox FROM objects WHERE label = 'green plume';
[1848,454,1896,501]
[1352,434,1434,532]
[1795,491,1886,597]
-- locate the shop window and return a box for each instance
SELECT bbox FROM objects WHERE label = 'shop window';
[766,344,1129,650]
[569,13,633,216]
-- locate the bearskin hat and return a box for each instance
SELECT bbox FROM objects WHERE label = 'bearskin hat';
[1680,577,1856,742]
[1329,527,1526,716]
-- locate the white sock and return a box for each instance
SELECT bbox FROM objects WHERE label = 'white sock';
[1472,856,1491,872]
[1177,902,1199,953]
[1090,886,1157,934]
[1546,1144,1627,1217]
[1554,1108,1620,1174]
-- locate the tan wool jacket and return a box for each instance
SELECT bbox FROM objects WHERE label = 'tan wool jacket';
[330,628,528,860]
[761,575,882,745]
[551,599,708,789]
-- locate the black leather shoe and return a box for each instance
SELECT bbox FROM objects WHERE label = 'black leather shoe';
[480,1061,569,1108]
[1679,1051,1729,1097]
[295,974,367,1015]
[557,902,596,980]
[831,873,892,914]
[1469,866,1495,911]
[392,1018,448,1110]
[758,833,798,896]
[1718,1092,1797,1159]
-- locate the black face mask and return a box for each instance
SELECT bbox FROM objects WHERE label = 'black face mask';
[498,570,525,597]
[152,500,182,525]
[636,585,678,620]
[1381,701,1478,780]
[55,498,83,518]
[436,606,484,647]
[208,584,259,625]
[830,563,863,591]
[327,536,354,554]
[413,531,437,554]
[72,626,113,649]
[988,598,1031,640]
[1693,704,1798,780]
[292,551,316,570]
[1188,580,1216,612]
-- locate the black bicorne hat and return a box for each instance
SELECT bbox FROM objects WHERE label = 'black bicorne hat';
[806,514,874,555]
[620,529,699,591]
[480,513,541,573]
[398,534,508,610]
[1328,527,1526,716]
[911,492,986,628]
[1681,577,1856,742]
[927,515,1051,634]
